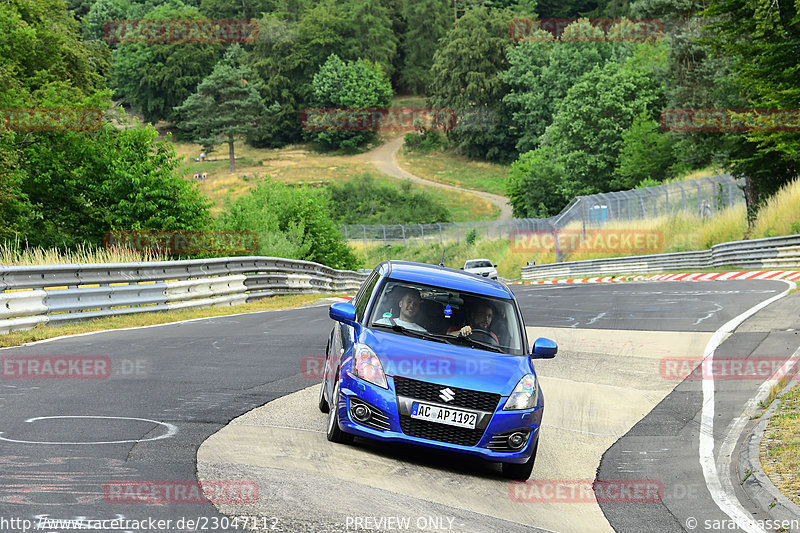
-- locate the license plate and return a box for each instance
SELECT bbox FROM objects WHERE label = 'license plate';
[410,402,477,429]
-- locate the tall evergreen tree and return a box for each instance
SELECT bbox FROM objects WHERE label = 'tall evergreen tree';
[399,0,451,95]
[175,46,270,173]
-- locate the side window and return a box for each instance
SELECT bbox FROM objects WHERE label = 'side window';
[354,273,380,322]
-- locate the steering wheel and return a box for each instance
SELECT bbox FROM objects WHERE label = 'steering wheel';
[468,328,498,345]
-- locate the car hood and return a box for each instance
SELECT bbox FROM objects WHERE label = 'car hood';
[359,328,534,395]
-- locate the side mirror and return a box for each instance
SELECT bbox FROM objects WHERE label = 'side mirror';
[459,267,464,270]
[493,264,498,268]
[329,302,357,327]
[531,337,557,359]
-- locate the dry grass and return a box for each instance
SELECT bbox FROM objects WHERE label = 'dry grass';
[0,293,334,348]
[752,178,800,238]
[0,242,168,266]
[761,380,800,507]
[173,138,498,221]
[396,148,510,196]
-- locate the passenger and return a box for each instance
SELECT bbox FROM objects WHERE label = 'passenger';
[448,302,499,343]
[375,286,427,332]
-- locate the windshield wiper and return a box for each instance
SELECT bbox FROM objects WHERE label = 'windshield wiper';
[450,335,504,353]
[372,324,459,345]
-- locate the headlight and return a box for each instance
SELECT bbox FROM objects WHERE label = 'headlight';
[503,374,538,410]
[352,344,388,389]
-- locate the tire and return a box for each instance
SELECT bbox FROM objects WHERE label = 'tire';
[326,379,354,444]
[318,342,330,413]
[318,380,329,413]
[501,439,538,480]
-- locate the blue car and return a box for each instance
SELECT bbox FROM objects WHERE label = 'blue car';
[318,260,556,480]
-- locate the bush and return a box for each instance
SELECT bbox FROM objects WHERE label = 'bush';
[327,174,451,225]
[216,178,360,270]
[403,130,447,153]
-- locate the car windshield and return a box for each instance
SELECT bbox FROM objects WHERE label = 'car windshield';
[369,279,524,355]
[465,260,492,269]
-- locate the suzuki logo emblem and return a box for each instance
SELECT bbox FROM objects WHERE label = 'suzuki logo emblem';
[439,388,455,402]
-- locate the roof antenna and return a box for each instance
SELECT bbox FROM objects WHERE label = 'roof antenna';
[439,247,446,267]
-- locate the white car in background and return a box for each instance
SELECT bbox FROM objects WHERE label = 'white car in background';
[461,259,498,280]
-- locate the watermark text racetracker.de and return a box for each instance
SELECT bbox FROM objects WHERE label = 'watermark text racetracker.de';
[660,356,799,381]
[0,515,281,531]
[510,229,664,255]
[1,108,103,131]
[301,354,496,381]
[509,18,664,42]
[1,356,151,379]
[104,19,259,43]
[508,479,663,503]
[104,230,258,256]
[660,108,800,132]
[104,480,258,504]
[301,107,457,132]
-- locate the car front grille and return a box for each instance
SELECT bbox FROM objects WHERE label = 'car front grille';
[394,376,500,446]
[393,376,501,412]
[398,416,484,447]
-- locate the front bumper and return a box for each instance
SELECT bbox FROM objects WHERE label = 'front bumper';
[334,372,542,464]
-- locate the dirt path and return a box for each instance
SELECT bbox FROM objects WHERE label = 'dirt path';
[363,135,513,221]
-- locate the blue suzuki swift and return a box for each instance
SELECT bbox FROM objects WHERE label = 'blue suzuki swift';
[318,260,556,480]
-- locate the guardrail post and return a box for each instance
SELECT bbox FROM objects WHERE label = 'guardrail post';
[362,225,367,247]
[677,182,686,211]
[456,223,460,244]
[382,225,386,245]
[437,223,442,245]
[665,187,669,214]
[419,224,424,244]
[401,225,406,247]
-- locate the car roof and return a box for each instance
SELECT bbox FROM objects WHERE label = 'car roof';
[378,260,510,299]
[464,258,493,264]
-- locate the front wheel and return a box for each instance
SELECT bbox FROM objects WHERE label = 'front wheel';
[501,439,538,480]
[326,379,354,444]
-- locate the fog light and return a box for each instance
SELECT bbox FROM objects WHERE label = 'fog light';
[507,432,527,450]
[352,403,371,422]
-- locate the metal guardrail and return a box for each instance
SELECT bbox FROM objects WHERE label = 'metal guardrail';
[520,234,800,280]
[0,257,368,334]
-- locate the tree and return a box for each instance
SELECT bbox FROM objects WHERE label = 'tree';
[343,0,398,78]
[502,22,630,153]
[703,0,800,221]
[216,179,361,270]
[175,45,270,172]
[542,59,664,198]
[246,1,353,146]
[613,111,676,189]
[13,123,210,248]
[398,0,450,94]
[307,54,393,150]
[0,0,108,108]
[429,7,518,162]
[0,130,32,242]
[83,0,129,41]
[505,145,569,217]
[111,2,222,123]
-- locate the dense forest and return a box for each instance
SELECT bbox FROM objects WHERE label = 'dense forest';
[1,0,798,267]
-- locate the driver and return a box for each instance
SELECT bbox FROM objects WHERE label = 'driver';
[447,302,499,343]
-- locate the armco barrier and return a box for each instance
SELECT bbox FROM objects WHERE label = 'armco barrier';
[0,257,367,334]
[521,234,800,280]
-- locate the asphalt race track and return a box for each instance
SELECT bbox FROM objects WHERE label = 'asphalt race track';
[0,281,797,533]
